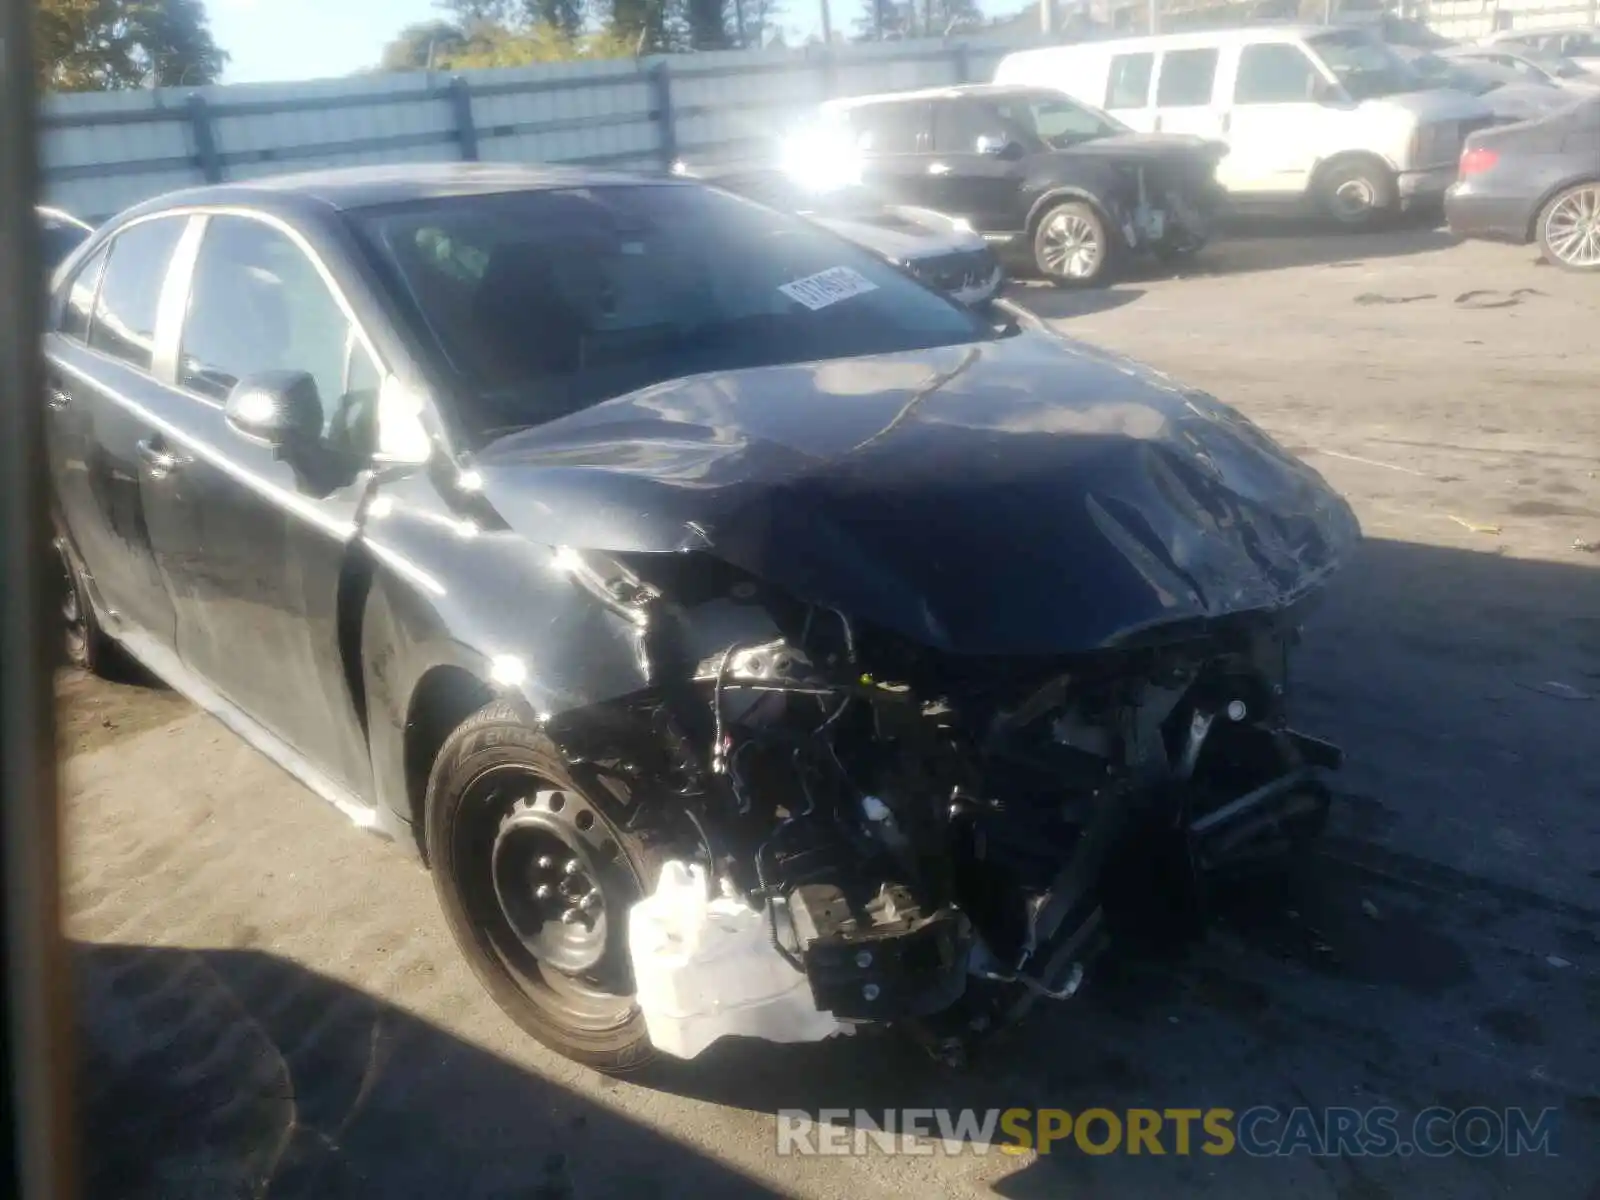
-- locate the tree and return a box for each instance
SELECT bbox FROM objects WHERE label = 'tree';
[435,0,519,21]
[36,0,228,91]
[379,19,471,71]
[606,0,670,52]
[521,0,585,40]
[684,0,731,48]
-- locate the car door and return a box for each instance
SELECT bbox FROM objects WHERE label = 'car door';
[138,211,382,796]
[848,99,936,207]
[1151,46,1227,138]
[1216,41,1330,196]
[925,97,1027,233]
[45,216,193,655]
[1103,49,1158,131]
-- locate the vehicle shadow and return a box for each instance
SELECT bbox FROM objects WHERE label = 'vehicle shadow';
[74,941,783,1200]
[1001,283,1147,322]
[650,534,1600,1198]
[1146,213,1460,282]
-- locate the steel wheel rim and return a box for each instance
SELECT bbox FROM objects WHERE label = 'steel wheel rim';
[458,767,641,1032]
[1331,177,1376,221]
[1545,187,1600,267]
[58,543,87,663]
[1040,210,1102,279]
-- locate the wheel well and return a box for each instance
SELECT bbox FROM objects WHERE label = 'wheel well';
[1526,177,1600,243]
[1027,189,1107,239]
[1310,151,1396,195]
[404,664,494,864]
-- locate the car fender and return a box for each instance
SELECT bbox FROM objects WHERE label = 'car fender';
[355,470,665,838]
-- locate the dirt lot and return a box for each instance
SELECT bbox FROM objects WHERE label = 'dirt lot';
[63,226,1600,1200]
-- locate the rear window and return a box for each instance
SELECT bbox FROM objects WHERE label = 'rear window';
[1106,52,1154,109]
[88,217,186,372]
[848,101,926,153]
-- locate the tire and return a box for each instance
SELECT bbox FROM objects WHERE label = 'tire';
[1033,200,1118,288]
[56,534,116,675]
[1535,181,1600,272]
[1315,159,1397,230]
[425,699,674,1073]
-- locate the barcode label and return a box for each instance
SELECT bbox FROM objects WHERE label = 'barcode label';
[778,266,879,311]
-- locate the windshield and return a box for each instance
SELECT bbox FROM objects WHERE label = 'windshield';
[1534,51,1588,79]
[1308,30,1428,99]
[989,90,1128,149]
[1409,53,1495,95]
[698,169,885,219]
[352,183,990,438]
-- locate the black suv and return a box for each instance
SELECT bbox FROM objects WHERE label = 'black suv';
[818,84,1227,286]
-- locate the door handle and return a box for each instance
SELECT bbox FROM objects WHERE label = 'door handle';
[1220,112,1232,135]
[137,438,187,479]
[1153,115,1164,133]
[928,161,952,175]
[46,386,71,411]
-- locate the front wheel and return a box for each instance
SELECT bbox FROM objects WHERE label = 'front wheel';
[1315,160,1396,229]
[425,700,673,1073]
[1536,182,1600,272]
[56,535,116,675]
[1033,200,1118,288]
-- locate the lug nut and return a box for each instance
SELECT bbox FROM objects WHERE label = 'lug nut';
[534,884,553,900]
[855,950,873,969]
[1226,700,1247,722]
[563,858,583,875]
[537,855,555,870]
[560,907,583,925]
[580,889,603,912]
[862,984,880,1002]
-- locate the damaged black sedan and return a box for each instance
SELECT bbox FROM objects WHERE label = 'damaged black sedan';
[46,164,1358,1073]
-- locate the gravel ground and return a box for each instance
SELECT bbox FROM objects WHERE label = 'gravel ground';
[63,226,1600,1200]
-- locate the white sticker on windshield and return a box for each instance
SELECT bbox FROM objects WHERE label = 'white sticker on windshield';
[779,266,879,311]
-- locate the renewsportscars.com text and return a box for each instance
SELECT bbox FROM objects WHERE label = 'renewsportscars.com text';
[775,1106,1561,1158]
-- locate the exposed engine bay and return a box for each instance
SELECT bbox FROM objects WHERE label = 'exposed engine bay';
[542,547,1343,1062]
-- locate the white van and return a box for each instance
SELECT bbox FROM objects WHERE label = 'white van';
[996,25,1495,226]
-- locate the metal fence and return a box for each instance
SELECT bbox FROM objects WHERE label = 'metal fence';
[39,33,1058,223]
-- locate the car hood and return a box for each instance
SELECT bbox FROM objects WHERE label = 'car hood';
[1055,132,1228,164]
[1363,86,1495,121]
[809,211,984,260]
[470,329,1361,656]
[1484,81,1582,120]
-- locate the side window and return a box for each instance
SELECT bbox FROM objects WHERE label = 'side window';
[1106,52,1154,109]
[179,215,376,454]
[59,244,109,342]
[1156,48,1220,107]
[1234,43,1323,104]
[932,99,1000,153]
[851,102,927,154]
[88,218,186,372]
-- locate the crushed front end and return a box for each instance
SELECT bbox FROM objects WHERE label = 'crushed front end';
[548,550,1343,1063]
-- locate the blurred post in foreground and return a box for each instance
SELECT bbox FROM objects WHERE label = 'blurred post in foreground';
[0,0,79,1195]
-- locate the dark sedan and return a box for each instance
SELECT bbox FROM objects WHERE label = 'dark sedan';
[1446,95,1600,270]
[46,164,1357,1073]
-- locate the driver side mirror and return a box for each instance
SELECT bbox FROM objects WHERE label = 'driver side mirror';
[223,370,323,451]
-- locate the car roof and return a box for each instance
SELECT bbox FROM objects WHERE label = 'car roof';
[823,83,1093,110]
[997,23,1335,55]
[111,162,679,224]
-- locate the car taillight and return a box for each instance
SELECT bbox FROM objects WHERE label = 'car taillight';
[1459,146,1499,176]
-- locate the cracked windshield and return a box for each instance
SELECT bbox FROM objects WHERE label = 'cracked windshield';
[20,0,1598,1195]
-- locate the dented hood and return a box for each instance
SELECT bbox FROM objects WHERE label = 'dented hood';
[471,329,1360,656]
